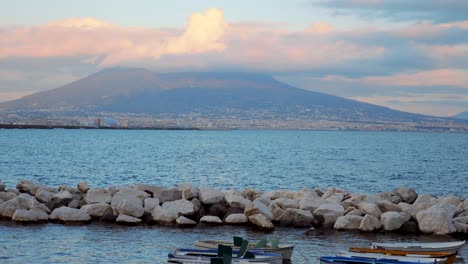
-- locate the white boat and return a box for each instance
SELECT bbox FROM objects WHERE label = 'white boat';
[194,240,294,260]
[338,251,446,264]
[168,248,283,264]
[371,241,466,253]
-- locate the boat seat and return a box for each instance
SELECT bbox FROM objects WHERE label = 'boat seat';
[254,239,268,249]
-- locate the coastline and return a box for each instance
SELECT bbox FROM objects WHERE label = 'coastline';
[1,179,466,236]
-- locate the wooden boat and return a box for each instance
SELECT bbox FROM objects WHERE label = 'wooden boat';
[371,241,465,253]
[338,251,447,264]
[320,255,441,264]
[195,240,294,260]
[348,247,456,263]
[168,248,283,264]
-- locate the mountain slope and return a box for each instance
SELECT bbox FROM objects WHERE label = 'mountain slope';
[453,111,468,120]
[0,68,458,126]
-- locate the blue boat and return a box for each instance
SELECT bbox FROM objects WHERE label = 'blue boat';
[320,256,439,264]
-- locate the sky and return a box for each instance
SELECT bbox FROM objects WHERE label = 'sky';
[0,0,467,116]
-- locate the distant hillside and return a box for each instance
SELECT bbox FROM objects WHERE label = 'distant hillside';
[453,111,468,120]
[1,67,467,131]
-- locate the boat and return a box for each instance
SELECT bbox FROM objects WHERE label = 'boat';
[168,248,283,264]
[338,251,447,264]
[194,239,294,261]
[320,255,441,264]
[348,247,456,263]
[371,241,466,253]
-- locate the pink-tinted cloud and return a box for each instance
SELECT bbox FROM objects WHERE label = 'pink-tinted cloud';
[0,8,385,70]
[0,8,228,65]
[362,69,468,87]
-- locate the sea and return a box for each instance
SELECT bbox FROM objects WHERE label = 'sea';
[0,129,467,263]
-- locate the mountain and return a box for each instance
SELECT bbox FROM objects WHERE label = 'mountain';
[1,67,466,131]
[453,111,468,120]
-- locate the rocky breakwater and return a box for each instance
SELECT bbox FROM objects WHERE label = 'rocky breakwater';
[0,179,467,235]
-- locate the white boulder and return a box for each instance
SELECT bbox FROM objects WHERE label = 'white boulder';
[198,187,225,204]
[381,211,411,231]
[49,207,91,222]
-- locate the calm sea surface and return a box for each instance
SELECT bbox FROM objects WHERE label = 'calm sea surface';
[0,130,467,263]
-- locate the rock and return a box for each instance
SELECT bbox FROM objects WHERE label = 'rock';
[359,202,382,218]
[244,200,273,221]
[280,208,314,227]
[293,188,319,200]
[162,199,195,218]
[359,214,382,232]
[334,215,363,230]
[84,188,112,204]
[248,214,275,231]
[77,181,90,193]
[16,180,34,193]
[0,199,3,204]
[133,184,162,195]
[225,194,251,209]
[224,214,248,225]
[116,214,142,225]
[151,206,176,224]
[454,222,468,233]
[58,185,80,194]
[438,195,463,207]
[0,194,49,218]
[399,194,438,219]
[380,212,411,231]
[144,198,160,213]
[394,187,418,204]
[322,191,344,203]
[35,189,53,203]
[344,207,362,216]
[200,215,223,224]
[0,191,17,201]
[7,189,20,195]
[176,216,197,226]
[378,192,401,204]
[111,188,149,218]
[224,207,244,218]
[242,188,262,201]
[12,209,49,222]
[274,198,299,209]
[453,216,468,224]
[313,203,345,227]
[153,188,183,203]
[268,202,285,222]
[207,202,228,218]
[0,180,5,192]
[53,190,73,205]
[112,199,145,218]
[225,189,243,197]
[107,185,119,196]
[179,183,199,200]
[378,201,402,213]
[80,202,112,219]
[267,189,295,200]
[49,207,91,223]
[299,196,330,211]
[191,198,202,214]
[68,199,80,208]
[254,195,272,207]
[416,203,457,234]
[198,187,225,204]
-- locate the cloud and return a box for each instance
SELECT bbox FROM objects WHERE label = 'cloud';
[0,8,228,65]
[0,7,467,116]
[314,0,468,22]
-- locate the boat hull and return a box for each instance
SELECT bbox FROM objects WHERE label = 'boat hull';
[194,240,294,260]
[169,248,283,264]
[338,251,446,264]
[320,256,439,264]
[371,241,466,253]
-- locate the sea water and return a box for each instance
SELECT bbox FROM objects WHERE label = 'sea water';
[0,130,467,263]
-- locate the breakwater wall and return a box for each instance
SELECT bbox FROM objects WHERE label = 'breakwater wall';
[0,179,467,235]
